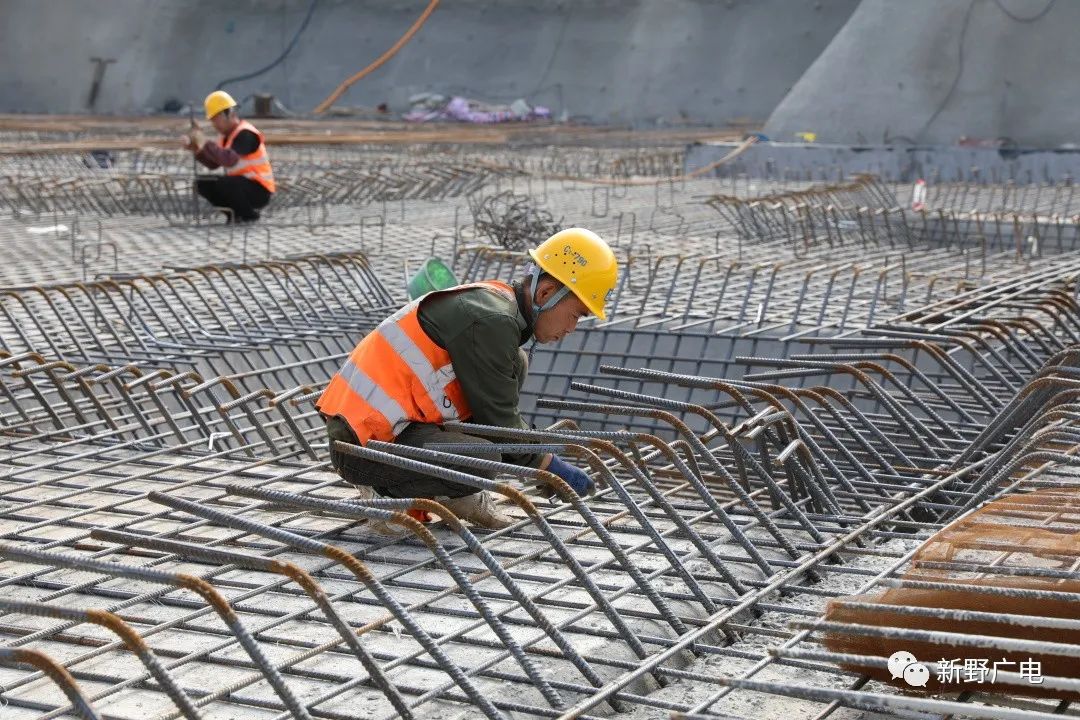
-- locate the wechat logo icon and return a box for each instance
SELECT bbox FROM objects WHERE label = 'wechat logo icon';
[889,650,930,687]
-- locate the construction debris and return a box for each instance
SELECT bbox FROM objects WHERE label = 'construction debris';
[405,93,552,123]
[468,190,561,251]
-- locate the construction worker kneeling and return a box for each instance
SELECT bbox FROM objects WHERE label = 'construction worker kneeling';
[317,228,618,529]
[181,90,275,223]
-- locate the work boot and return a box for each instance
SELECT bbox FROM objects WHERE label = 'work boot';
[436,491,515,530]
[349,484,376,502]
[354,486,410,537]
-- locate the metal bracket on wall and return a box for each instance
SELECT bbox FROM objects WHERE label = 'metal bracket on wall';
[86,57,116,110]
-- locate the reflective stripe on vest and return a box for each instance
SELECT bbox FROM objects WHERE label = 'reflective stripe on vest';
[316,281,516,444]
[222,120,276,193]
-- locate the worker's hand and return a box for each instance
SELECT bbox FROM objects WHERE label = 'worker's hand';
[544,455,595,497]
[183,126,206,151]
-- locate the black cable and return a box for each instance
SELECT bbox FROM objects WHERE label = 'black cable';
[992,0,1057,22]
[215,0,319,91]
[918,0,1056,141]
[916,0,976,142]
[529,5,571,101]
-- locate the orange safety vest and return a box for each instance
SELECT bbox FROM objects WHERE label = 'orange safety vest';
[222,120,275,193]
[317,281,516,444]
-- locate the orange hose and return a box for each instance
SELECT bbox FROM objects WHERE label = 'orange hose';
[313,0,440,115]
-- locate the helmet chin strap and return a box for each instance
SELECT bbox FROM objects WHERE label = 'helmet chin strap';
[528,264,570,318]
[527,264,571,363]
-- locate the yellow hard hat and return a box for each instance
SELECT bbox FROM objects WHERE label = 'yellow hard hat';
[528,228,618,320]
[203,90,237,119]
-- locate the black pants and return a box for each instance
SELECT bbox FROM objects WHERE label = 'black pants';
[326,349,529,498]
[195,175,271,222]
[327,417,499,499]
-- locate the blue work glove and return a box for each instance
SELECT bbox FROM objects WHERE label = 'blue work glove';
[546,455,595,497]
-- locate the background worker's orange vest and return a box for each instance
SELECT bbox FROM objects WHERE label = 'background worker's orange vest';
[317,281,515,444]
[223,120,276,193]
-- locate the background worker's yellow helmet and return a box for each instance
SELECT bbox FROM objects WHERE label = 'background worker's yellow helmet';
[528,228,618,320]
[203,90,237,119]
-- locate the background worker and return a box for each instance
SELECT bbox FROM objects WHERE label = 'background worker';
[317,228,618,529]
[181,90,275,223]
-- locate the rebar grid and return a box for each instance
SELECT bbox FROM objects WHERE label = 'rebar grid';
[0,360,840,719]
[672,474,1079,720]
[0,142,693,222]
[0,323,1076,718]
[0,127,1078,720]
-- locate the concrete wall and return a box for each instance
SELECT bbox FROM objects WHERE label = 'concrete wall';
[0,0,858,124]
[764,0,1080,146]
[686,141,1080,183]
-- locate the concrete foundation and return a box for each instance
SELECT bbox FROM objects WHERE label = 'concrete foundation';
[0,0,858,124]
[764,0,1079,146]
